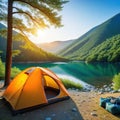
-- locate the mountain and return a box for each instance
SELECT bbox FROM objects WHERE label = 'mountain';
[0,23,66,62]
[85,34,120,62]
[59,13,120,61]
[37,40,74,54]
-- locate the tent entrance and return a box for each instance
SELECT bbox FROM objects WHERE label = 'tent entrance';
[43,75,60,100]
[44,87,60,99]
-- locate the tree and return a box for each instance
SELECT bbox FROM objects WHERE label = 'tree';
[0,0,68,86]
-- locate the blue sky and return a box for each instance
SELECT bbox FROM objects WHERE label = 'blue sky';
[33,0,120,44]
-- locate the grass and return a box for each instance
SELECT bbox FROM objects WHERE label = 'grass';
[60,78,83,90]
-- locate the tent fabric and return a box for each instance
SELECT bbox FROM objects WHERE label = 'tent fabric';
[3,67,70,111]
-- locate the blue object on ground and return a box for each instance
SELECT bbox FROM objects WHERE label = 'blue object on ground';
[106,102,120,115]
[100,97,120,115]
[99,97,111,108]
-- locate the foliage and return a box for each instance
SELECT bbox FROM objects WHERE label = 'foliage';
[60,78,83,90]
[59,13,120,62]
[85,34,120,62]
[112,73,120,90]
[0,58,21,79]
[11,66,21,78]
[0,0,69,60]
[0,58,5,78]
[0,0,68,86]
[0,27,67,62]
[0,0,68,42]
[0,0,68,62]
[12,50,21,57]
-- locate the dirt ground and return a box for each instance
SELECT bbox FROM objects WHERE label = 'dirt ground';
[0,86,120,120]
[70,90,120,120]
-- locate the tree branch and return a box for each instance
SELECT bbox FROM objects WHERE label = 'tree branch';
[13,0,62,27]
[12,7,47,28]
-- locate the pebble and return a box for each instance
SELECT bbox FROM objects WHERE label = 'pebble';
[45,117,52,120]
[51,114,56,117]
[81,100,86,103]
[91,112,98,116]
[0,97,2,99]
[72,108,77,112]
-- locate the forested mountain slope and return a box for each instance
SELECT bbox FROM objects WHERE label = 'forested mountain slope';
[85,34,120,62]
[59,13,120,62]
[0,23,66,62]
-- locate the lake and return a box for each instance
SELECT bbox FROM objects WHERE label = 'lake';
[12,61,120,88]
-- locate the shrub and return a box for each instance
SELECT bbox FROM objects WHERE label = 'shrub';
[11,67,21,78]
[113,73,120,90]
[0,58,5,78]
[60,78,83,90]
[0,58,21,79]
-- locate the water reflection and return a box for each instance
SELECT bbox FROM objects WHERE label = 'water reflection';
[13,61,120,87]
[48,62,120,87]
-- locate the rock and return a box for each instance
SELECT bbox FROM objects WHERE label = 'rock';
[118,89,120,92]
[71,88,75,91]
[98,91,104,94]
[76,89,79,92]
[81,100,86,103]
[72,108,77,112]
[0,97,3,99]
[111,90,118,93]
[91,112,98,116]
[68,88,71,90]
[51,114,56,117]
[45,117,52,120]
[103,85,107,88]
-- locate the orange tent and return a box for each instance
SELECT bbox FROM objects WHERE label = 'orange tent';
[3,67,70,112]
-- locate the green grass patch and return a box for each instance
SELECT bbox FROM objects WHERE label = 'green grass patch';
[112,73,120,90]
[60,78,83,90]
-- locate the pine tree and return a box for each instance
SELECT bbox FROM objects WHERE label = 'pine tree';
[0,0,68,86]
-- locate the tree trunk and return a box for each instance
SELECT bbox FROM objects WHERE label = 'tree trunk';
[4,0,13,87]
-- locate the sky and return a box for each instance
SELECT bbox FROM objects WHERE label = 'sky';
[31,0,120,44]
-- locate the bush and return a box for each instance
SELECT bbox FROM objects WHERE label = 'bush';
[60,78,83,90]
[11,67,21,78]
[0,58,21,79]
[113,73,120,90]
[0,58,5,78]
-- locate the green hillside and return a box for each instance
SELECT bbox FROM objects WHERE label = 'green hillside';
[0,23,66,62]
[59,13,120,61]
[85,34,120,62]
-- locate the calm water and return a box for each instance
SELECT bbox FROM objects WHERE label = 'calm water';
[12,61,120,88]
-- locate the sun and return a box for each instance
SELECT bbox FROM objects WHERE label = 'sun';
[36,29,46,38]
[32,29,47,44]
[30,28,54,44]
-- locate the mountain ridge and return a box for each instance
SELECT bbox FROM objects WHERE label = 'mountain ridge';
[0,23,66,62]
[58,13,120,61]
[37,40,74,54]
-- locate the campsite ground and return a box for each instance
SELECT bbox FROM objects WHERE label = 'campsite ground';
[70,90,120,120]
[0,83,120,120]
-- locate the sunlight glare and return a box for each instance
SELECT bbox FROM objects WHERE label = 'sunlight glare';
[37,29,46,39]
[32,29,48,44]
